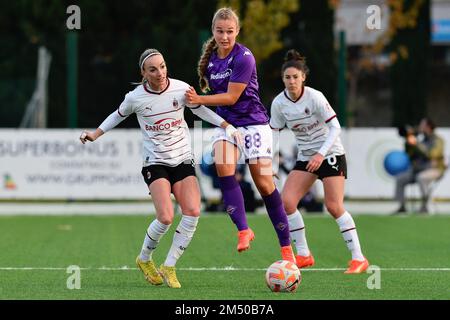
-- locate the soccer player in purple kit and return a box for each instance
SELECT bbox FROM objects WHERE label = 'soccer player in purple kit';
[185,7,295,263]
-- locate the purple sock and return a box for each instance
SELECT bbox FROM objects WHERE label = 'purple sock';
[218,175,248,231]
[262,188,291,247]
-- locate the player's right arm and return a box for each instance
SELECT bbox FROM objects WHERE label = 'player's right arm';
[79,93,133,144]
[185,82,246,107]
[269,97,286,131]
[79,127,104,144]
[185,50,254,107]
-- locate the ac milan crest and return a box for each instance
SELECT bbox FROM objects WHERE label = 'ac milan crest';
[173,98,179,108]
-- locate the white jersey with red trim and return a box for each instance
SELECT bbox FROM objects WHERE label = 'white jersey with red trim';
[117,78,193,167]
[270,86,345,161]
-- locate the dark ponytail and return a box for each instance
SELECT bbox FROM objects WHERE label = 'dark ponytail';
[282,49,309,76]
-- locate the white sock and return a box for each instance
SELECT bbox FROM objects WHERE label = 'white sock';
[287,210,310,256]
[164,215,199,267]
[335,211,365,261]
[140,219,171,261]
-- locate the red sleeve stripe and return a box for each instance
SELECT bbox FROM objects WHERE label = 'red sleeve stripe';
[325,115,336,123]
[269,124,283,131]
[143,108,182,118]
[117,109,126,117]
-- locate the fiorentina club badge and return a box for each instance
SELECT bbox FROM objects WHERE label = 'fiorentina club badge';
[173,98,179,108]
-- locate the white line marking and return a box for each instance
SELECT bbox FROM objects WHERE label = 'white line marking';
[0,266,449,271]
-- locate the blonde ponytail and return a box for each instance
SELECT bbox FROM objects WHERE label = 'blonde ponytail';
[197,37,217,93]
[198,7,240,92]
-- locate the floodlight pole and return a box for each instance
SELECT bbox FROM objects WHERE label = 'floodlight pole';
[337,30,347,127]
[67,31,78,128]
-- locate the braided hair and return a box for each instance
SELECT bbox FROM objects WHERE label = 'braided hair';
[197,7,240,92]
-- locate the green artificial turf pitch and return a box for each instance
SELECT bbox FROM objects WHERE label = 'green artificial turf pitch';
[0,214,449,300]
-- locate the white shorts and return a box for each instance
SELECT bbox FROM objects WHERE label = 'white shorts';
[211,124,273,163]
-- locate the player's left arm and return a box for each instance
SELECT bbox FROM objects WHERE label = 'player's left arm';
[188,104,243,146]
[315,92,341,157]
[317,118,341,157]
[306,93,341,172]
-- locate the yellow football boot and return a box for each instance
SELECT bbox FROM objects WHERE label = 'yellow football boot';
[136,256,163,285]
[159,264,181,288]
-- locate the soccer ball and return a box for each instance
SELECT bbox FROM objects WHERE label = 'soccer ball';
[265,260,301,293]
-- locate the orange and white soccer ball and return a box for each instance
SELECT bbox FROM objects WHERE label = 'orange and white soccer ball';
[265,260,301,293]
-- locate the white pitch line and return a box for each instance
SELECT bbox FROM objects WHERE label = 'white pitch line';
[0,267,449,271]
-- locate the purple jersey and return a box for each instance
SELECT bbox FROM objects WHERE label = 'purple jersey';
[206,43,269,127]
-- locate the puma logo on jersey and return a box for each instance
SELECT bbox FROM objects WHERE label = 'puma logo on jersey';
[208,62,214,68]
[332,165,339,171]
[243,51,251,56]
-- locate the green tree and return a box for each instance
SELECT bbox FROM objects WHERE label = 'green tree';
[258,0,337,109]
[359,0,431,127]
[0,0,66,127]
[219,0,299,62]
[388,0,430,126]
[0,0,220,128]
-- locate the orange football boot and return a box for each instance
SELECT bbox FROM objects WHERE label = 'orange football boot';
[344,258,369,274]
[295,254,315,269]
[280,245,296,264]
[237,228,255,252]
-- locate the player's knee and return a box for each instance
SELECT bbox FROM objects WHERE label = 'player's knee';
[257,182,275,197]
[181,206,201,217]
[282,195,297,214]
[325,200,343,216]
[157,211,174,225]
[215,163,235,176]
[158,217,173,225]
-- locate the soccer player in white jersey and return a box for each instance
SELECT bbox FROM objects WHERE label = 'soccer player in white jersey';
[79,48,241,288]
[270,49,370,274]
